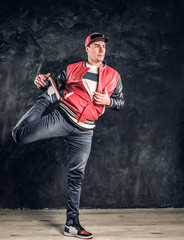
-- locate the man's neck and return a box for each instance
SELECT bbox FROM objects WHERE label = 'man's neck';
[86,60,103,67]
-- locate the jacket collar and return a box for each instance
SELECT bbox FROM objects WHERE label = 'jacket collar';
[83,59,107,68]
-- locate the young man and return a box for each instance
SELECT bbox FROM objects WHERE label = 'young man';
[12,32,125,239]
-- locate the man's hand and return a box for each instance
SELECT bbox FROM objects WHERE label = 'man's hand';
[93,88,111,106]
[34,73,50,88]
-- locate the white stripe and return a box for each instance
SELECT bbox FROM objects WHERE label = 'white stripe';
[83,64,99,99]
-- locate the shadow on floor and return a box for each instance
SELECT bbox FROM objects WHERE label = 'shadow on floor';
[16,209,65,235]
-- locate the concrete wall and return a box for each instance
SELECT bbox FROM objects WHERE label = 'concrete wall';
[0,0,184,208]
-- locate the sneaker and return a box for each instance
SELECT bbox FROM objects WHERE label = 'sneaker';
[42,76,60,103]
[64,215,93,239]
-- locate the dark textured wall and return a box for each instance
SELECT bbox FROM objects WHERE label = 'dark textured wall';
[0,0,184,209]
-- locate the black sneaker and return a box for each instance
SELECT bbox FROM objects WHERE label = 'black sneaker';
[64,215,93,239]
[42,76,60,103]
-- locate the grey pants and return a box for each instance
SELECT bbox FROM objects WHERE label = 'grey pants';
[12,98,93,219]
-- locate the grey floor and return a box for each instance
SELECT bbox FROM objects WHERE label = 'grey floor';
[0,209,184,240]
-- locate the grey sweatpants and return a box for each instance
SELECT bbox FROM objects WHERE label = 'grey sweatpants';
[12,98,93,219]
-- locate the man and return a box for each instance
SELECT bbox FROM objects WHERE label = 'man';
[12,32,125,239]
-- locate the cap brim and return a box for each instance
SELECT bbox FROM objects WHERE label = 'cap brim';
[88,37,109,46]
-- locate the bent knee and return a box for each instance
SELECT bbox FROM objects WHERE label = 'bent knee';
[12,127,24,144]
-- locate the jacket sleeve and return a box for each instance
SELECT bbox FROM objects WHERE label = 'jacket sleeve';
[108,76,125,110]
[39,67,67,96]
[54,68,67,97]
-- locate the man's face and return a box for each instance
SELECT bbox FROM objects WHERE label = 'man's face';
[86,41,106,64]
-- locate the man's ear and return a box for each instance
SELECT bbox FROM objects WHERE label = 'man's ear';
[86,46,89,53]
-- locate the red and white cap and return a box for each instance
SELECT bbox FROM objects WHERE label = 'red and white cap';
[85,32,109,48]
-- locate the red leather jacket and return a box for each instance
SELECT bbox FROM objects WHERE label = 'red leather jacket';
[55,61,125,123]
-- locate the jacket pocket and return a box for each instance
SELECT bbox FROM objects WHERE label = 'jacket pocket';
[64,91,74,100]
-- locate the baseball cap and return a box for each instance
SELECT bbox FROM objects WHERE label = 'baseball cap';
[85,32,109,48]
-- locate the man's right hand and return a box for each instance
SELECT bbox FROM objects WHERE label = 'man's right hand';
[34,73,50,88]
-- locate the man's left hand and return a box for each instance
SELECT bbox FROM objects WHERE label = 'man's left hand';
[93,88,111,106]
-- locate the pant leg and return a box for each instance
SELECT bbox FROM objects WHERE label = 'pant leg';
[64,127,93,219]
[12,98,75,144]
[13,98,50,128]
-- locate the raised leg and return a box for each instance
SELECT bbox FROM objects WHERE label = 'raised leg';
[12,98,74,144]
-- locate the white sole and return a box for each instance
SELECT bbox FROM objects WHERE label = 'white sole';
[64,231,93,239]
